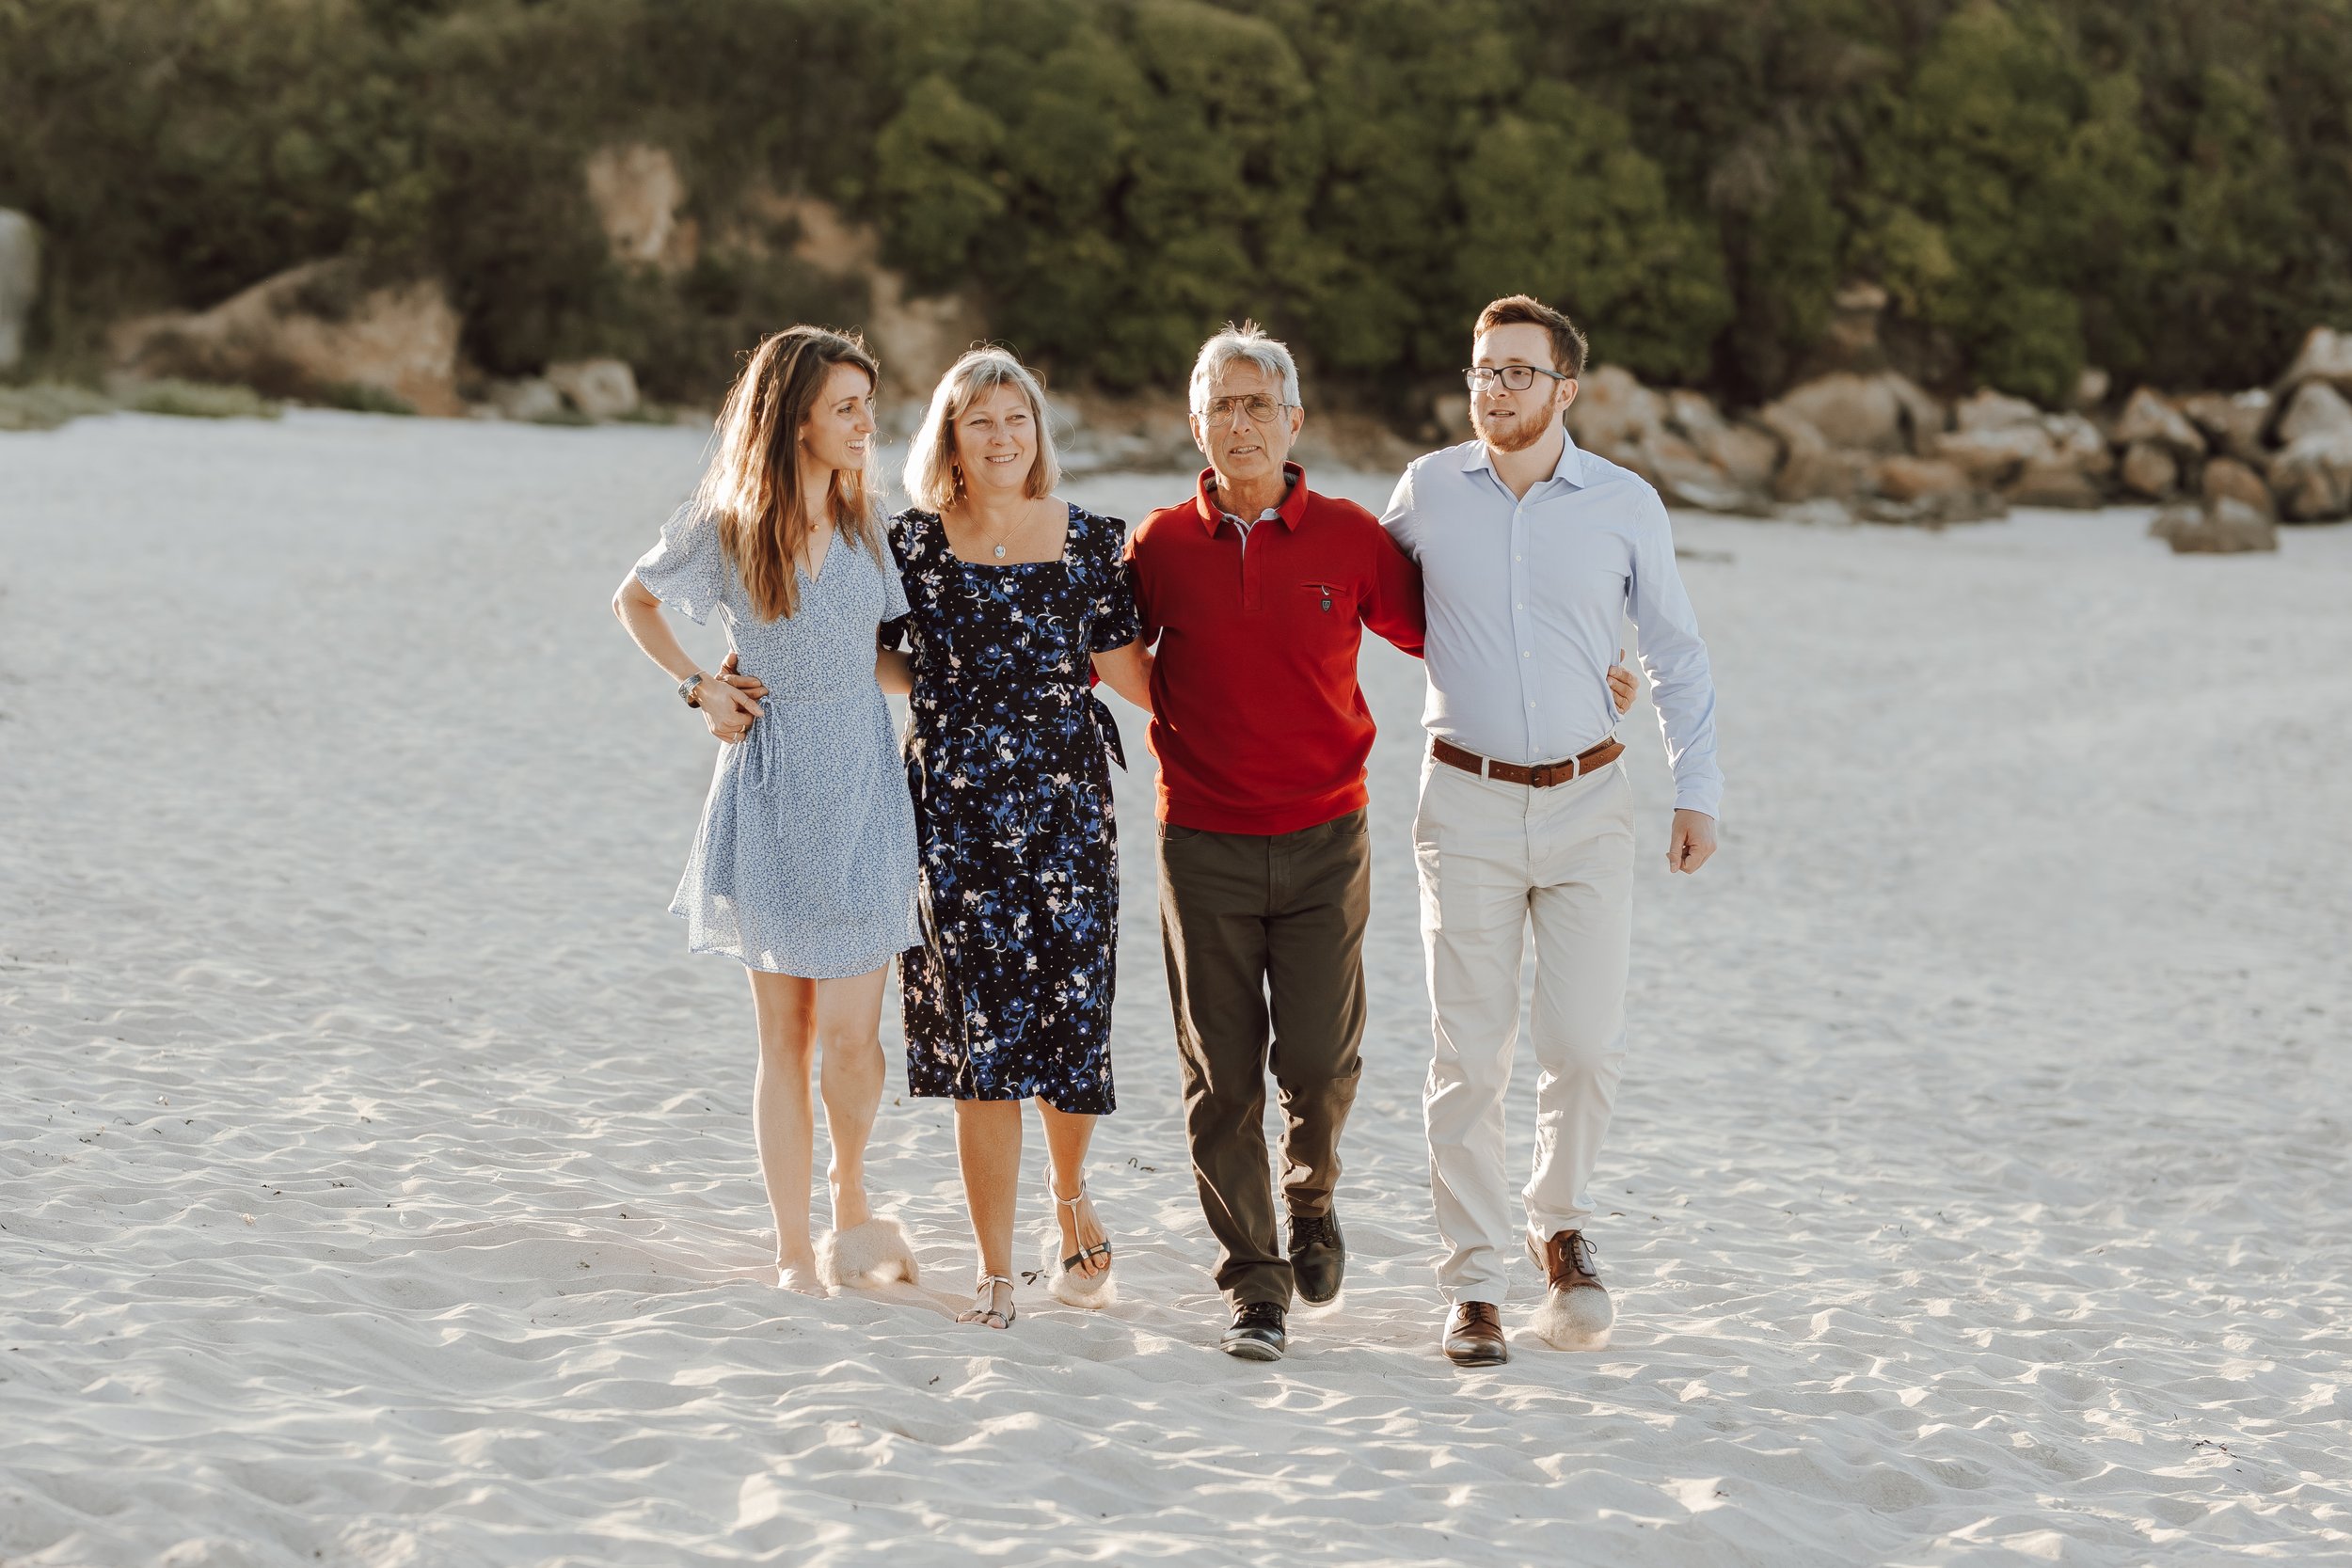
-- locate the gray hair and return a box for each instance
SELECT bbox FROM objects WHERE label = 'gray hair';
[902,347,1062,513]
[1188,321,1301,416]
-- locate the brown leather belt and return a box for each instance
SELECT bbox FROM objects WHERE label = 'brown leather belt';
[1432,735,1624,788]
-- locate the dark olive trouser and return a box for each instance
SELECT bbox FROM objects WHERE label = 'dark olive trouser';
[1156,807,1371,1308]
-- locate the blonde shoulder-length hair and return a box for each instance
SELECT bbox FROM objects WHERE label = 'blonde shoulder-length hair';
[693,325,886,623]
[902,347,1061,514]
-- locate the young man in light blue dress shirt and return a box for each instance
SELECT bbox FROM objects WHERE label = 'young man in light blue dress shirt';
[1380,295,1723,1368]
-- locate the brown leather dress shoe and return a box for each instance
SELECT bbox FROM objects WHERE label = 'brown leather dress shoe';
[1528,1229,1613,1349]
[1442,1300,1508,1367]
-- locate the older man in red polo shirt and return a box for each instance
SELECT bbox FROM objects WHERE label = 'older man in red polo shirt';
[1127,322,1424,1362]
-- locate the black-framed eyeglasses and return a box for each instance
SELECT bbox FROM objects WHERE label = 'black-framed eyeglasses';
[1463,364,1571,392]
[1200,394,1296,424]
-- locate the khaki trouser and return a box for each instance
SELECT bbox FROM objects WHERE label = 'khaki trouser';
[1413,754,1635,1306]
[1156,809,1370,1307]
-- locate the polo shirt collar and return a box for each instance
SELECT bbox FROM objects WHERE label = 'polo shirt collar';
[1193,461,1311,534]
[1461,430,1588,490]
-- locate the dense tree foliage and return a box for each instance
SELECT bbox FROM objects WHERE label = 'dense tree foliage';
[4,0,2348,408]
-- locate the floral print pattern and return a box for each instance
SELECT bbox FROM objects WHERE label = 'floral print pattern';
[886,503,1140,1115]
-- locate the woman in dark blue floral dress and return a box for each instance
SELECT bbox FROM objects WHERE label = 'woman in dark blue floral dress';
[889,348,1152,1331]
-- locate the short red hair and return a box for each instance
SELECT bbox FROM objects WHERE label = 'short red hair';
[1475,295,1588,379]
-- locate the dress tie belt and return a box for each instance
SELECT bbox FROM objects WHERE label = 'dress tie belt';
[910,680,1125,771]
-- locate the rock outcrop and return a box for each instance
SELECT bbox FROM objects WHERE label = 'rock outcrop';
[0,209,38,371]
[2150,498,2277,553]
[1565,366,1776,514]
[109,259,462,416]
[2280,325,2352,396]
[2181,390,2271,467]
[547,358,640,420]
[768,194,988,400]
[584,144,698,277]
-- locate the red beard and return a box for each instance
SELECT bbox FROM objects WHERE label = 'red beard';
[1470,399,1559,453]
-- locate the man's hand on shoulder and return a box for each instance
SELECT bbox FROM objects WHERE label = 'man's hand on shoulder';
[1667,809,1716,875]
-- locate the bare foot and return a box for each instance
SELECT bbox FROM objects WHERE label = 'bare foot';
[1052,1179,1111,1278]
[777,1243,824,1297]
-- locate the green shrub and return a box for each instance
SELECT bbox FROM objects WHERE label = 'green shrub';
[123,379,283,420]
[4,0,2350,412]
[0,381,116,432]
[316,381,417,415]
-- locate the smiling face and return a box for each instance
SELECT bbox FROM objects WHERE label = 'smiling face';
[950,380,1040,500]
[798,361,877,476]
[1191,359,1302,490]
[1470,322,1578,454]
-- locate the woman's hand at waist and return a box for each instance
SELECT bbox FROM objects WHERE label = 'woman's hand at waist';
[704,651,767,744]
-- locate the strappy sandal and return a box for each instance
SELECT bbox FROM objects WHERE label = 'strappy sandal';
[1045,1178,1117,1308]
[955,1274,1016,1330]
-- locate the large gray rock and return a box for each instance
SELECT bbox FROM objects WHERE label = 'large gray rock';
[1934,409,2110,492]
[1662,388,1779,499]
[2268,431,2352,520]
[2005,462,2106,509]
[2277,380,2352,446]
[1764,372,1908,454]
[2201,456,2277,519]
[2279,325,2352,395]
[1564,365,1665,455]
[1861,455,2005,525]
[0,209,40,371]
[1953,388,2042,432]
[1565,366,1772,514]
[2043,412,2114,476]
[548,357,641,420]
[487,376,564,422]
[2119,440,2180,499]
[2150,498,2277,554]
[2111,387,2205,457]
[2181,389,2272,467]
[1933,421,2053,484]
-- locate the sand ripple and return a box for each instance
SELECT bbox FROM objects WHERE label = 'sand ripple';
[3,413,2348,1565]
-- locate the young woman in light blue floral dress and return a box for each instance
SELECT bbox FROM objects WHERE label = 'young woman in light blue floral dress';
[612,325,922,1298]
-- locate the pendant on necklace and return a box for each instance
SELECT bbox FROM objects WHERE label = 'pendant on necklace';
[993,545,1008,559]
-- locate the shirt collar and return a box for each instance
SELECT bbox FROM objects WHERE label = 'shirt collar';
[1193,461,1310,535]
[1461,430,1588,491]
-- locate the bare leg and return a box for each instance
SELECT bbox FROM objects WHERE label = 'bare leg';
[746,970,819,1279]
[1040,1102,1107,1277]
[954,1098,1022,1324]
[810,966,889,1234]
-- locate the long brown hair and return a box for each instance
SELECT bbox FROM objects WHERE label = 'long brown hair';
[693,325,885,622]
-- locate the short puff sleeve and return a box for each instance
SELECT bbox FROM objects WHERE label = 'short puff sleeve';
[631,502,728,625]
[1083,510,1142,654]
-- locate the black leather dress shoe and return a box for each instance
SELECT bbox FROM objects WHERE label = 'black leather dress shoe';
[1218,1301,1288,1361]
[1288,1211,1344,1305]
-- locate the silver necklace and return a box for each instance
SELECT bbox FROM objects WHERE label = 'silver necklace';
[972,503,1023,560]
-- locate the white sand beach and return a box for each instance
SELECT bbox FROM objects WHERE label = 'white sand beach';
[4,410,2349,1566]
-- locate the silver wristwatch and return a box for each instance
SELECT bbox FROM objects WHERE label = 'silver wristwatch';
[676,671,706,707]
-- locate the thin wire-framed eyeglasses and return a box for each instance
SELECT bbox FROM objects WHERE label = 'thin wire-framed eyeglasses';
[1200,394,1295,424]
[1463,364,1571,391]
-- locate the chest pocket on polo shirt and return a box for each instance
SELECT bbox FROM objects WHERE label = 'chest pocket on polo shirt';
[1298,581,1354,617]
